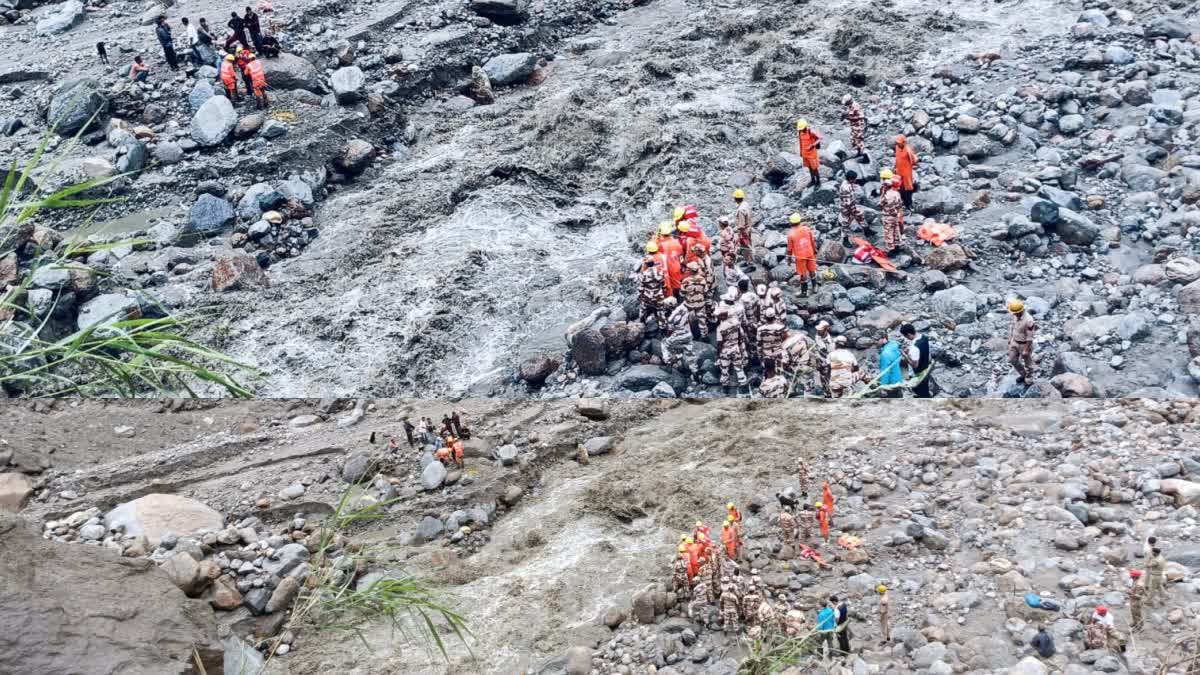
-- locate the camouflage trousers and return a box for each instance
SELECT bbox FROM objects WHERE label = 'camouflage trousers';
[663,335,697,374]
[639,295,666,328]
[673,571,691,599]
[719,347,749,387]
[1130,600,1142,632]
[688,596,710,625]
[841,201,866,228]
[883,216,902,251]
[850,121,866,155]
[686,302,711,338]
[880,607,890,642]
[722,599,740,633]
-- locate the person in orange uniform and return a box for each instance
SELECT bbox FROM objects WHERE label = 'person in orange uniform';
[450,436,465,469]
[796,119,823,188]
[822,481,835,525]
[678,221,711,260]
[815,501,831,542]
[655,222,683,298]
[686,536,705,580]
[786,213,818,297]
[726,502,742,528]
[241,51,269,109]
[219,53,241,101]
[894,135,918,209]
[721,518,740,560]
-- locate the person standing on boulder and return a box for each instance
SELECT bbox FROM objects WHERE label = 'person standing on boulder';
[733,189,754,265]
[786,213,818,297]
[717,217,738,278]
[796,119,822,188]
[880,175,905,253]
[155,16,179,70]
[839,170,867,240]
[842,95,867,160]
[894,135,918,209]
[229,12,250,50]
[244,7,264,54]
[1007,298,1036,384]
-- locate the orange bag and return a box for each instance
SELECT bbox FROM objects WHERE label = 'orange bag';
[918,221,957,246]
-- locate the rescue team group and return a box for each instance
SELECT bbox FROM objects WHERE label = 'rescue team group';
[636,96,1036,398]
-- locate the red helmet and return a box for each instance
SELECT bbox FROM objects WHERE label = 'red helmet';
[1095,606,1107,616]
[1129,569,1143,578]
[683,205,699,221]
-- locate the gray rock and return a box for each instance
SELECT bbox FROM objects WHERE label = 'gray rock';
[483,52,536,87]
[332,139,374,176]
[471,0,527,24]
[187,80,215,114]
[501,485,524,505]
[47,78,107,134]
[565,645,591,675]
[153,141,183,165]
[496,444,519,466]
[582,436,614,456]
[421,461,447,490]
[36,0,85,35]
[76,293,140,332]
[114,137,147,174]
[190,96,236,147]
[1057,114,1085,135]
[30,265,71,290]
[416,515,443,542]
[279,484,305,500]
[331,66,366,104]
[261,120,287,139]
[242,587,271,616]
[233,114,263,139]
[262,543,310,577]
[931,285,979,324]
[261,53,324,92]
[570,327,608,375]
[237,183,285,221]
[1054,209,1099,246]
[1029,200,1059,226]
[1145,17,1191,40]
[616,365,687,393]
[341,453,373,483]
[279,176,314,207]
[184,194,234,244]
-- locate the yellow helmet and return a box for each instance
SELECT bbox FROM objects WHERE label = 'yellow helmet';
[659,221,675,236]
[789,213,802,225]
[225,54,236,62]
[678,545,688,553]
[684,536,694,544]
[796,119,809,130]
[677,221,691,233]
[695,520,704,528]
[725,514,734,523]
[645,241,659,254]
[879,169,895,181]
[1008,298,1025,314]
[673,207,685,222]
[877,584,887,593]
[726,502,735,509]
[680,533,689,540]
[814,501,824,508]
[733,188,745,200]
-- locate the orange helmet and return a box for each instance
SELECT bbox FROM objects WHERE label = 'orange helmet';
[895,134,907,145]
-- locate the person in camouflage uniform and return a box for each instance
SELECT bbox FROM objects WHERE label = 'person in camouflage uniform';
[672,546,691,600]
[758,360,789,398]
[799,502,814,542]
[689,577,711,626]
[661,297,696,377]
[734,189,754,265]
[797,459,810,497]
[1128,569,1144,632]
[757,597,780,637]
[779,505,798,550]
[741,576,762,628]
[694,244,717,321]
[881,176,905,252]
[839,170,867,238]
[717,217,738,278]
[756,307,787,366]
[720,576,741,634]
[638,251,667,328]
[680,261,710,339]
[715,305,749,392]
[780,330,817,396]
[737,278,761,362]
[783,607,808,638]
[842,94,867,159]
[766,284,787,323]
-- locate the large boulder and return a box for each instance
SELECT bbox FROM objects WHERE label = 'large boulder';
[483,52,536,87]
[616,365,687,393]
[76,293,140,332]
[923,244,969,271]
[1145,16,1192,40]
[188,80,215,114]
[35,0,85,35]
[104,494,223,547]
[211,254,269,292]
[184,194,235,244]
[1050,373,1096,398]
[0,473,33,512]
[47,78,108,135]
[190,95,236,147]
[421,461,447,491]
[261,53,325,92]
[1166,258,1200,285]
[0,514,224,674]
[931,285,979,324]
[1052,209,1099,246]
[330,66,366,104]
[570,327,607,375]
[1177,279,1200,314]
[470,0,527,25]
[332,139,375,177]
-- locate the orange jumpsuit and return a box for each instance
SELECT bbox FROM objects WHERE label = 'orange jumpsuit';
[817,507,830,541]
[822,482,835,519]
[787,225,817,275]
[721,525,739,559]
[686,542,704,580]
[682,228,712,256]
[798,129,822,171]
[244,57,267,96]
[219,60,239,97]
[655,241,682,296]
[451,439,465,468]
[895,141,917,191]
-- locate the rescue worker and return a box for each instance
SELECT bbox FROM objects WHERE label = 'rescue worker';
[759,360,789,398]
[656,222,683,299]
[822,480,836,523]
[673,545,692,599]
[757,596,779,637]
[450,435,465,469]
[1147,547,1166,605]
[715,305,749,395]
[1128,569,1144,632]
[797,460,809,497]
[693,243,717,321]
[719,287,747,327]
[796,119,822,188]
[737,278,761,362]
[689,576,711,626]
[813,320,836,391]
[880,174,905,253]
[741,576,762,628]
[784,607,807,638]
[781,331,817,395]
[779,505,798,550]
[638,244,667,327]
[241,51,268,109]
[786,213,818,297]
[1007,298,1036,384]
[799,502,814,542]
[680,261,710,339]
[827,335,862,398]
[234,49,255,99]
[684,536,703,582]
[842,95,867,160]
[839,170,867,238]
[677,220,711,257]
[1085,606,1119,652]
[733,189,754,265]
[717,217,738,277]
[816,501,831,542]
[721,517,740,560]
[878,585,890,643]
[727,502,742,529]
[894,135,918,209]
[757,307,788,367]
[662,297,696,379]
[720,576,740,633]
[766,284,787,322]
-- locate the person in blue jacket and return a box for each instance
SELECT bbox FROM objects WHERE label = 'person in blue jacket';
[877,337,907,397]
[817,598,837,657]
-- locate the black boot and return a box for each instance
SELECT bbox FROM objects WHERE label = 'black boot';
[809,168,821,188]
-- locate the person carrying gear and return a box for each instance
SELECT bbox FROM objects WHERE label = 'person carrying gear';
[779,505,798,550]
[241,51,269,109]
[219,54,241,101]
[720,576,740,633]
[717,217,738,277]
[450,436,465,468]
[759,359,789,398]
[688,577,711,626]
[638,244,668,328]
[737,278,761,362]
[434,444,452,465]
[880,175,905,252]
[842,95,867,160]
[839,170,867,238]
[894,135,918,209]
[727,502,742,528]
[681,261,711,339]
[673,545,692,599]
[656,222,683,298]
[716,306,750,394]
[877,585,891,643]
[766,284,787,321]
[780,331,817,395]
[662,297,697,378]
[235,49,255,98]
[757,307,788,367]
[1128,569,1144,632]
[733,189,754,264]
[1007,298,1036,384]
[786,213,818,297]
[796,119,823,187]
